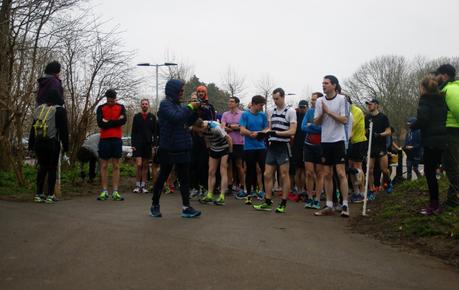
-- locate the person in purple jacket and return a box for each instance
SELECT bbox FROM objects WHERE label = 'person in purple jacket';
[36,61,64,106]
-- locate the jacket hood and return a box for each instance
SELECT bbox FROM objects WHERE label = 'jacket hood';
[165,79,185,102]
[38,74,60,86]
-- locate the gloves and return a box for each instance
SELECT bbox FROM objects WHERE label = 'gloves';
[267,130,278,137]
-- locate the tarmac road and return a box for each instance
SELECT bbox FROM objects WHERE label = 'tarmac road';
[1,193,458,290]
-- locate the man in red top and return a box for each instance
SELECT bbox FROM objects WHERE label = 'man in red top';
[96,89,127,201]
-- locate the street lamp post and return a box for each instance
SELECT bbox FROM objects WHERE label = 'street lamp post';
[137,62,178,110]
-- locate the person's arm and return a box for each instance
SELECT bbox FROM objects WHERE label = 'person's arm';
[28,122,35,151]
[161,101,197,124]
[322,99,347,124]
[272,109,297,137]
[56,107,69,152]
[96,105,111,129]
[446,84,459,122]
[412,98,428,130]
[225,135,233,152]
[131,114,138,151]
[109,105,127,127]
[239,113,257,138]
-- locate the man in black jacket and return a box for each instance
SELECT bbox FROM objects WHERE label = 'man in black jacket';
[131,99,157,193]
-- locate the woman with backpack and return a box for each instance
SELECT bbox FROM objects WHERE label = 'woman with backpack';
[29,89,69,203]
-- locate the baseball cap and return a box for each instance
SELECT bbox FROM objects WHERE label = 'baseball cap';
[298,100,308,107]
[365,98,379,105]
[433,64,456,79]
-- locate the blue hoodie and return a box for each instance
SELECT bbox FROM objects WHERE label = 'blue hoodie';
[158,79,197,152]
[404,117,422,159]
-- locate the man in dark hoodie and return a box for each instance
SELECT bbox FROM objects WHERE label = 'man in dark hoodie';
[36,61,64,106]
[149,79,201,218]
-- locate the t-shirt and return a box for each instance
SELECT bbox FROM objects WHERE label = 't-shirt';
[267,105,297,142]
[350,105,367,144]
[202,121,229,152]
[239,110,268,150]
[314,94,347,143]
[221,110,243,145]
[365,112,390,147]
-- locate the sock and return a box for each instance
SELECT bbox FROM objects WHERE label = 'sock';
[265,198,272,205]
[182,206,188,210]
[113,188,118,192]
[343,200,349,207]
[136,181,141,187]
[280,199,287,206]
[102,188,108,193]
[326,201,333,208]
[140,181,145,187]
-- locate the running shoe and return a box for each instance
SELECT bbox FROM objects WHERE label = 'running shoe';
[189,188,200,200]
[45,195,58,204]
[244,196,253,205]
[340,205,350,218]
[141,187,149,194]
[304,198,314,209]
[34,194,45,203]
[367,191,376,201]
[214,196,225,206]
[350,193,364,203]
[288,192,300,202]
[199,194,214,204]
[334,203,343,211]
[181,207,201,218]
[275,204,286,213]
[256,191,265,200]
[312,199,321,209]
[235,190,249,200]
[150,205,162,217]
[253,202,272,211]
[97,191,109,201]
[386,181,393,193]
[112,191,124,201]
[314,206,334,216]
[133,186,141,193]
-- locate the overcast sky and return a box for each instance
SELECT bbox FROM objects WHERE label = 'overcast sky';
[92,0,459,104]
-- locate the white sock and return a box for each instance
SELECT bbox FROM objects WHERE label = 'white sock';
[136,181,141,187]
[140,182,145,187]
[343,200,349,207]
[326,201,333,208]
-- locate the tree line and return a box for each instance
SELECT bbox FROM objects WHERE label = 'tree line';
[1,1,457,188]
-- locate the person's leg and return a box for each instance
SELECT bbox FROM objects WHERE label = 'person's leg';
[175,162,192,208]
[257,149,266,192]
[315,164,325,200]
[219,155,229,196]
[152,161,173,206]
[335,164,349,202]
[442,138,459,205]
[413,158,421,179]
[323,165,333,207]
[305,162,315,199]
[280,163,290,200]
[112,158,120,191]
[141,159,149,185]
[235,158,245,191]
[263,165,276,200]
[47,168,57,196]
[204,156,219,200]
[379,155,392,190]
[135,157,143,186]
[244,151,256,195]
[406,158,413,180]
[368,158,375,191]
[423,147,440,204]
[100,159,109,191]
[36,165,46,196]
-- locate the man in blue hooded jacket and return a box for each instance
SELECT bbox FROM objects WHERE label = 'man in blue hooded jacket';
[404,117,422,180]
[149,79,201,218]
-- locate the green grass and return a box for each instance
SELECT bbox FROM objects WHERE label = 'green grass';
[0,162,136,198]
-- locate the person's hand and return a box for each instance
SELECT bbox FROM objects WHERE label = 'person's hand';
[230,124,239,130]
[132,146,136,151]
[307,122,311,127]
[189,101,201,110]
[102,118,108,123]
[267,130,277,137]
[249,132,258,138]
[119,115,125,120]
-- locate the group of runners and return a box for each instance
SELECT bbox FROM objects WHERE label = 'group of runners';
[30,61,459,219]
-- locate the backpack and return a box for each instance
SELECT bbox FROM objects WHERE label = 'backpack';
[33,104,58,140]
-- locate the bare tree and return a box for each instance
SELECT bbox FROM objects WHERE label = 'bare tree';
[221,66,245,97]
[57,16,140,164]
[255,73,275,110]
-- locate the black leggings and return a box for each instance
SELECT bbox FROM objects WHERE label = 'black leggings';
[423,147,442,202]
[245,149,266,193]
[35,140,60,196]
[152,161,191,207]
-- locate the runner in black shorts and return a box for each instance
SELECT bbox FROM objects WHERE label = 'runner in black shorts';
[131,99,157,193]
[192,118,232,206]
[365,98,393,196]
[290,100,308,199]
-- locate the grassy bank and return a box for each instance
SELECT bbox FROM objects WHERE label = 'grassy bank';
[351,177,459,267]
[0,162,136,201]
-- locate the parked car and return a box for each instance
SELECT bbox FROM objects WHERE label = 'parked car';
[121,137,133,158]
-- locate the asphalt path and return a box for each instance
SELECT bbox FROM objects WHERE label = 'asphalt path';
[1,193,458,290]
